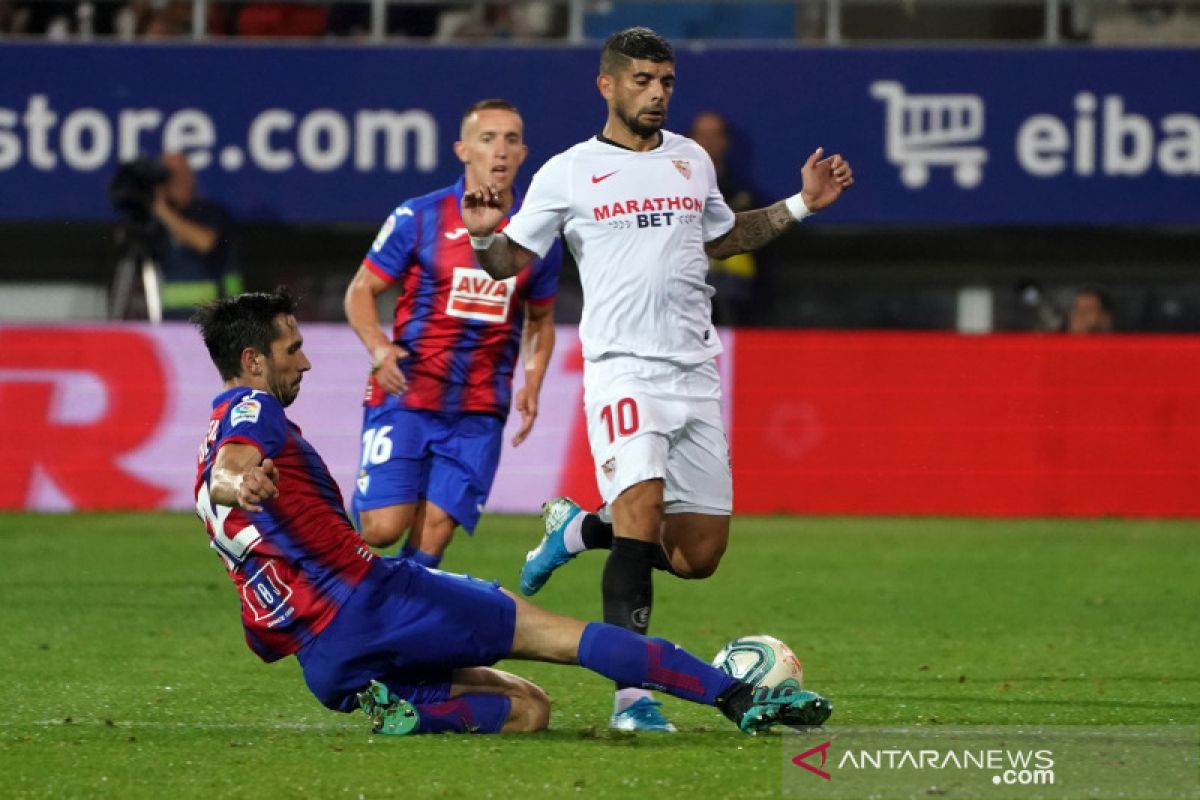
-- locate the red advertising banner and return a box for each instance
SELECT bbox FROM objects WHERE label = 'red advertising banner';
[2,325,1198,517]
[732,331,1200,516]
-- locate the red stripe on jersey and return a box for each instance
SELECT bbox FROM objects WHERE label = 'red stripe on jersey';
[401,194,467,410]
[449,298,508,315]
[375,185,544,417]
[363,257,394,284]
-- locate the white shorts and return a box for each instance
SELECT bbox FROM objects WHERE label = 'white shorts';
[583,355,732,516]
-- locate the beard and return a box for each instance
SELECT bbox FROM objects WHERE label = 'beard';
[269,373,299,407]
[618,105,666,139]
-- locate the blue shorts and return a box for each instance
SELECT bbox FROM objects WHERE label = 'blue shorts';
[351,406,504,533]
[297,558,517,712]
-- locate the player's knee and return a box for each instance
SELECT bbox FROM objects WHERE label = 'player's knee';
[673,542,727,579]
[424,518,458,550]
[359,519,401,548]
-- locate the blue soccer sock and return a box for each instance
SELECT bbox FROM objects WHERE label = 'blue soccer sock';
[386,539,418,561]
[409,548,442,569]
[577,622,741,705]
[414,694,511,734]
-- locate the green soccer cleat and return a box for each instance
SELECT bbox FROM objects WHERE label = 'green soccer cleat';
[519,497,584,596]
[357,680,420,736]
[738,686,832,735]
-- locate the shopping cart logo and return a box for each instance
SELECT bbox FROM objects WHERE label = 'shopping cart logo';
[870,80,988,190]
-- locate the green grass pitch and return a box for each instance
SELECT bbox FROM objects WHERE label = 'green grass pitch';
[1,513,1197,798]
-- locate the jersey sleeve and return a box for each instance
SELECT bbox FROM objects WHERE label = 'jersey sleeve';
[218,392,289,459]
[525,238,563,305]
[503,156,570,259]
[362,205,419,283]
[700,152,737,242]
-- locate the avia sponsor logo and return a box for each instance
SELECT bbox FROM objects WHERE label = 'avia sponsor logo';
[791,741,1056,786]
[445,266,516,323]
[871,80,1200,189]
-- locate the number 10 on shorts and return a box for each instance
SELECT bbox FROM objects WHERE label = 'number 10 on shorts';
[600,398,640,443]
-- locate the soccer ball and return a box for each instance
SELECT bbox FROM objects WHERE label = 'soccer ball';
[712,635,804,691]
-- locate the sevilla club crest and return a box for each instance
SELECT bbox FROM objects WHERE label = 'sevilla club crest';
[672,160,692,180]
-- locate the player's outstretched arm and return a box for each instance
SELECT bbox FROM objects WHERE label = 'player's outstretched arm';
[210,443,279,512]
[512,301,556,446]
[462,183,536,280]
[344,264,408,395]
[705,147,853,261]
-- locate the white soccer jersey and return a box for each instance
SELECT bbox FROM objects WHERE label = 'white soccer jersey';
[503,130,736,365]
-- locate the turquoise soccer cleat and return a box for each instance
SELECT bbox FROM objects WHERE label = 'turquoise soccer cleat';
[357,680,420,736]
[519,497,584,596]
[737,686,832,735]
[609,698,678,733]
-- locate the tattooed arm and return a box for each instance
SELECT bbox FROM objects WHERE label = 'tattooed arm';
[706,147,855,260]
[704,201,795,260]
[473,234,536,280]
[462,183,537,279]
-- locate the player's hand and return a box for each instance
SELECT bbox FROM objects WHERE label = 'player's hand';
[511,385,538,446]
[461,183,509,237]
[238,458,279,512]
[371,342,409,395]
[799,147,854,213]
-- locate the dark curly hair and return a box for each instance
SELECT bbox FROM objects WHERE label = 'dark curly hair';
[600,27,674,76]
[192,287,299,380]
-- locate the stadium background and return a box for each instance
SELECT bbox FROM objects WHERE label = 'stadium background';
[2,5,1199,798]
[1,7,1197,515]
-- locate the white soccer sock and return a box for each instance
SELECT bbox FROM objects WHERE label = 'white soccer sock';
[614,688,654,714]
[561,510,588,554]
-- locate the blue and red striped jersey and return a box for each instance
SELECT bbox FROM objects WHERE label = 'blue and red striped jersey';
[194,387,376,663]
[361,177,562,417]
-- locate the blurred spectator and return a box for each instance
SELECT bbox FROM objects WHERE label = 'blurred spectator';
[237,2,327,38]
[794,0,824,40]
[3,1,76,38]
[113,0,155,38]
[1068,287,1114,334]
[1089,0,1200,44]
[327,1,446,38]
[150,153,241,320]
[439,1,560,40]
[108,1,228,38]
[0,1,28,34]
[690,110,759,326]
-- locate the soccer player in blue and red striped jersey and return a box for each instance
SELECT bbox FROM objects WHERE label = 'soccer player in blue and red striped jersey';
[190,288,832,736]
[344,98,563,568]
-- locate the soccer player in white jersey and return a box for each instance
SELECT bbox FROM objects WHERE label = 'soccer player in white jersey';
[462,26,854,732]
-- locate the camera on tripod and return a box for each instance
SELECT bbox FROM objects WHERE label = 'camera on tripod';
[109,156,170,228]
[108,156,172,322]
